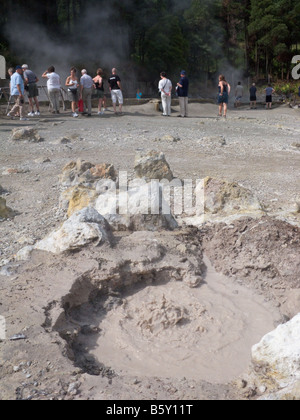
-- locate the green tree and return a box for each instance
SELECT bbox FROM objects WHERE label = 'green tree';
[248,0,300,80]
[183,0,224,80]
[221,0,251,74]
[143,15,188,77]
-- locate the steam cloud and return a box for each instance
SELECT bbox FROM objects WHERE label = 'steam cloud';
[4,3,130,82]
[4,1,247,95]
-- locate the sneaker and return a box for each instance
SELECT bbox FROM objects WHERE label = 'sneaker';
[35,111,40,116]
[72,112,78,118]
[97,111,101,115]
[7,112,14,118]
[28,111,35,117]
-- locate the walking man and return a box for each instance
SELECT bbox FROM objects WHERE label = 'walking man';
[108,68,123,115]
[80,69,94,116]
[22,64,40,116]
[177,70,189,117]
[7,65,28,120]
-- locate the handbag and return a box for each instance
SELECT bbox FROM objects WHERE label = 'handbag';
[78,99,84,113]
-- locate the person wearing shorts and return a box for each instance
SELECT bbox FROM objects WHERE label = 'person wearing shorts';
[7,65,28,120]
[265,84,275,109]
[93,68,106,115]
[65,67,79,117]
[108,68,123,115]
[22,64,40,116]
[217,74,231,118]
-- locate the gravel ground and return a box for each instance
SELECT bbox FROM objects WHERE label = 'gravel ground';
[0,99,299,400]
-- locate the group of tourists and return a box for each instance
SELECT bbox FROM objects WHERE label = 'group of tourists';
[40,66,121,118]
[6,63,277,121]
[6,65,124,120]
[217,76,277,117]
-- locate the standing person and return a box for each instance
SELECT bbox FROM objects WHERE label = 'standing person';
[42,66,61,114]
[93,68,106,115]
[265,84,275,109]
[218,74,231,118]
[66,67,79,118]
[108,68,123,115]
[234,82,244,108]
[176,70,189,117]
[80,69,94,116]
[22,64,40,116]
[7,68,18,116]
[7,65,28,121]
[7,67,14,86]
[249,83,257,109]
[136,89,142,100]
[158,72,172,116]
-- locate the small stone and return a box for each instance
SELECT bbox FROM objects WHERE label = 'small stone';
[68,382,80,395]
[0,197,14,220]
[258,385,267,394]
[236,378,247,389]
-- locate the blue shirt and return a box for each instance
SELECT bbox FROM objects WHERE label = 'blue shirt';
[266,87,273,96]
[10,72,24,95]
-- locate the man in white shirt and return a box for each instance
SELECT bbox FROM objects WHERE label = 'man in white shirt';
[80,69,94,116]
[158,72,172,116]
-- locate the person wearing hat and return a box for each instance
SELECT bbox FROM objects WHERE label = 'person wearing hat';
[7,65,28,120]
[22,64,40,116]
[176,70,189,118]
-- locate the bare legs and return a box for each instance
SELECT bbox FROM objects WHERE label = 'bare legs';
[219,103,227,117]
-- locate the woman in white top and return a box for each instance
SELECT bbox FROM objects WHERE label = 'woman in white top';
[158,72,172,116]
[42,66,61,114]
[65,67,79,117]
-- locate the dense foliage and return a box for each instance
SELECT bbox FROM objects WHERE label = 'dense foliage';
[0,0,299,82]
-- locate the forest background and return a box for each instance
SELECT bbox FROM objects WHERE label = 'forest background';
[1,0,300,95]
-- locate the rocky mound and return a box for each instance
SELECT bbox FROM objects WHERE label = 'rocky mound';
[201,216,300,311]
